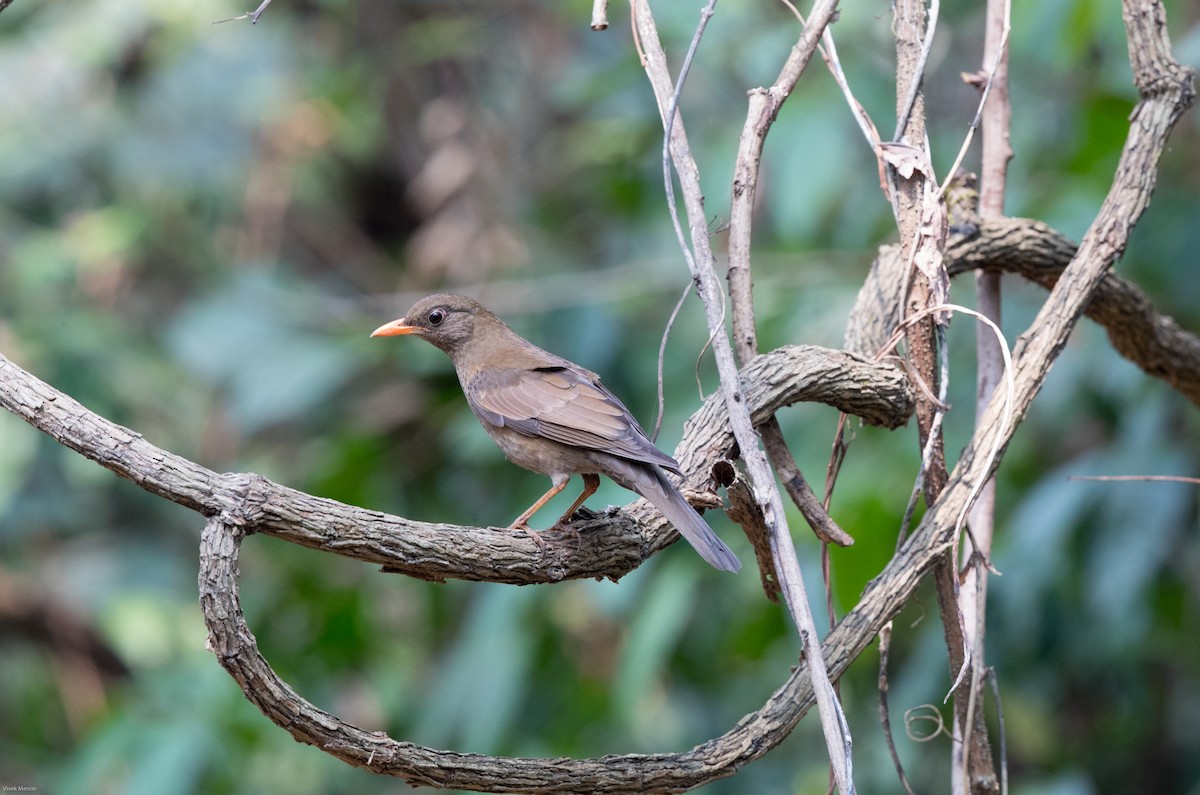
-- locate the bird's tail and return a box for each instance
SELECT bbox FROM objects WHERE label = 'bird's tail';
[623,464,741,572]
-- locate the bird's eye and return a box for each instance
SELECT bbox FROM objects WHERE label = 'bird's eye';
[427,309,446,326]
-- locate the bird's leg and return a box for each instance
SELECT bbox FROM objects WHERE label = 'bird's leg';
[552,473,600,528]
[508,475,572,548]
[551,473,599,551]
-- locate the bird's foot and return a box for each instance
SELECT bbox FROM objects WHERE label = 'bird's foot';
[552,507,597,552]
[508,521,547,550]
[550,521,583,552]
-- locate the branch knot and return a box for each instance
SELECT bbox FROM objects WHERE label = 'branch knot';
[215,472,271,530]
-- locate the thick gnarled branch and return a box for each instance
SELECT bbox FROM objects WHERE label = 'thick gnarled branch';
[946,217,1200,406]
[0,345,911,586]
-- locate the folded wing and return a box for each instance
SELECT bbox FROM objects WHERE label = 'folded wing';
[467,365,679,472]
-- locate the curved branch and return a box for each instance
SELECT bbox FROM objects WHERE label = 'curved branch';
[946,217,1200,406]
[0,345,911,586]
[200,514,811,792]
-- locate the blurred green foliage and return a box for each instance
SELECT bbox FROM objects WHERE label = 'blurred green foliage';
[1,0,1199,793]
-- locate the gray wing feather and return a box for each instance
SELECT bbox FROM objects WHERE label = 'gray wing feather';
[467,366,679,470]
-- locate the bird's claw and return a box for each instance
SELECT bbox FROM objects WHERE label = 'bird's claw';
[508,521,547,550]
[550,520,583,552]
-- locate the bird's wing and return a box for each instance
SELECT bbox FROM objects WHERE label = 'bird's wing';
[466,365,680,471]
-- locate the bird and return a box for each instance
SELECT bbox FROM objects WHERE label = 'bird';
[371,293,741,572]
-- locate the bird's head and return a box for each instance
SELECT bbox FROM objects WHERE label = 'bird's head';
[371,293,492,358]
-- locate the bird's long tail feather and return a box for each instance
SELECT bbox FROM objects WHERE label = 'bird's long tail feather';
[626,465,741,572]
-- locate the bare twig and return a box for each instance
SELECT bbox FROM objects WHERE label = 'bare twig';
[728,0,855,549]
[590,0,610,30]
[892,302,1017,546]
[819,33,883,156]
[890,2,1002,789]
[890,0,950,513]
[959,553,991,793]
[888,25,966,795]
[1067,474,1200,484]
[893,0,940,143]
[878,623,919,795]
[652,281,692,442]
[958,0,1013,788]
[727,0,844,339]
[772,438,855,547]
[898,331,950,545]
[822,415,851,512]
[658,0,716,275]
[936,21,1012,197]
[986,668,1009,795]
[778,0,889,202]
[651,0,717,433]
[211,0,273,25]
[725,477,780,602]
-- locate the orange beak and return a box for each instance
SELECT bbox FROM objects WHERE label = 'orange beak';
[370,318,418,338]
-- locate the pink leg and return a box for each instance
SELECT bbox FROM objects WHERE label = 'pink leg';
[552,473,600,528]
[509,474,571,531]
